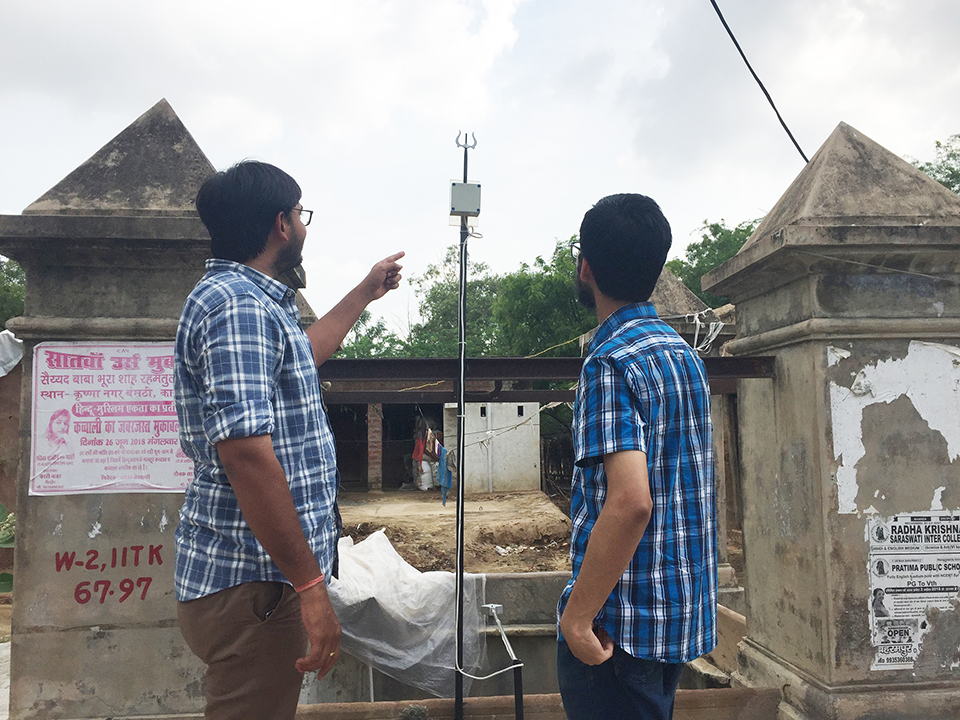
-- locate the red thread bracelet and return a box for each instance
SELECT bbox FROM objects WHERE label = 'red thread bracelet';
[295,575,325,593]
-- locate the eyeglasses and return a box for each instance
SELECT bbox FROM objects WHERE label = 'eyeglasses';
[570,241,581,263]
[295,207,313,226]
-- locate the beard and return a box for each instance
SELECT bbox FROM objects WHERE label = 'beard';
[273,227,305,276]
[576,273,596,310]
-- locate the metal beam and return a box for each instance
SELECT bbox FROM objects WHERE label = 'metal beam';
[318,356,773,383]
[322,390,577,404]
[318,356,773,403]
[323,380,748,404]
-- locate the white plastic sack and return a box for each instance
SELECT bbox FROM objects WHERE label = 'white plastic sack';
[0,330,23,378]
[418,460,435,491]
[328,530,485,697]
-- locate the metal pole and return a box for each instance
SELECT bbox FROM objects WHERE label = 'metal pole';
[483,603,525,720]
[455,217,467,720]
[454,131,475,720]
[513,665,524,720]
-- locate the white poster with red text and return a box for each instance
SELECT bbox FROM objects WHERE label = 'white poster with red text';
[31,342,192,494]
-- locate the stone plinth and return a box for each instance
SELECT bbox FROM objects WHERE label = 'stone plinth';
[0,99,213,718]
[703,123,960,719]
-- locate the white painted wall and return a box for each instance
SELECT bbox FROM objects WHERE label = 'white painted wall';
[443,402,540,493]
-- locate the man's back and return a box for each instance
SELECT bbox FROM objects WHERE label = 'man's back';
[563,301,717,662]
[558,192,716,720]
[174,259,339,602]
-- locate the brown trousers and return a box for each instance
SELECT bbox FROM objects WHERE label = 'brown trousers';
[178,582,308,720]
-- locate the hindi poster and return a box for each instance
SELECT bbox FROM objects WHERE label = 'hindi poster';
[31,342,192,495]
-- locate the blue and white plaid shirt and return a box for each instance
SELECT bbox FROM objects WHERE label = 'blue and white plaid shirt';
[174,259,339,602]
[559,302,717,662]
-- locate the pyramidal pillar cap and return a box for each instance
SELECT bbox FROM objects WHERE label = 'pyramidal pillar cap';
[703,121,960,301]
[23,98,215,217]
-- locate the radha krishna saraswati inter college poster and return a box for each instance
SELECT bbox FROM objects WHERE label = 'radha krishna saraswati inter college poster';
[31,342,192,495]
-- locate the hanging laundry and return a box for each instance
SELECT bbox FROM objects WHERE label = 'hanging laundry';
[438,445,452,506]
[412,434,425,464]
[424,427,440,462]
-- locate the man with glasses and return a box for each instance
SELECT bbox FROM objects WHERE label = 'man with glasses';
[174,160,403,720]
[558,194,716,720]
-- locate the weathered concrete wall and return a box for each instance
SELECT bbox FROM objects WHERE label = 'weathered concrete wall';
[704,122,960,719]
[826,339,960,682]
[735,346,830,681]
[0,363,21,513]
[444,403,540,493]
[7,297,207,718]
[0,362,21,572]
[0,99,213,718]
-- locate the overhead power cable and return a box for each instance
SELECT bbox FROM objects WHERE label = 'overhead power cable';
[709,0,809,163]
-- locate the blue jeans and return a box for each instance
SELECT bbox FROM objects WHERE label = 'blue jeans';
[557,639,684,720]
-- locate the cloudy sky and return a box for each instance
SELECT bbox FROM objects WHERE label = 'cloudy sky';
[2,0,959,335]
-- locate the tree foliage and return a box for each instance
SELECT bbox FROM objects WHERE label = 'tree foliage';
[0,258,25,328]
[912,134,960,195]
[340,239,595,360]
[400,245,502,358]
[665,219,758,308]
[490,238,595,357]
[487,238,590,441]
[337,309,404,358]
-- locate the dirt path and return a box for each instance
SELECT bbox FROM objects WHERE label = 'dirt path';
[339,490,572,574]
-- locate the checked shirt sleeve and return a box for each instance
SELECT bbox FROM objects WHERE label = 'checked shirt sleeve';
[576,354,649,467]
[195,295,284,446]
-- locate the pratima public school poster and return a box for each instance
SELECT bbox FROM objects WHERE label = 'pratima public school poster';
[31,342,192,495]
[868,514,960,670]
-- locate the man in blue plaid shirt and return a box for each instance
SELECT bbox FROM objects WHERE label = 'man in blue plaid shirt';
[174,161,403,720]
[558,194,716,720]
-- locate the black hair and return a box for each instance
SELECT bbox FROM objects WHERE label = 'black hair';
[195,160,302,263]
[579,193,672,303]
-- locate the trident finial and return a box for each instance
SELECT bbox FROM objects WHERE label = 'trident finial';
[455,131,477,150]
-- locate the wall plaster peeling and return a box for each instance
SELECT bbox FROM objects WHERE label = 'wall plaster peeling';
[828,346,852,366]
[913,599,960,677]
[830,341,960,515]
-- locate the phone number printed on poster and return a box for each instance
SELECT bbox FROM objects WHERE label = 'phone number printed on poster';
[868,514,960,671]
[31,342,192,495]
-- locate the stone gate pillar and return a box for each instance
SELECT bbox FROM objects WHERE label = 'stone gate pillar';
[703,123,960,719]
[0,99,213,718]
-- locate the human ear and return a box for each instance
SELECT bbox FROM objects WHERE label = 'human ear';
[274,210,291,239]
[579,256,594,283]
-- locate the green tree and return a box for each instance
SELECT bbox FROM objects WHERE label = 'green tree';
[912,134,960,195]
[488,237,595,450]
[337,309,404,358]
[0,258,25,328]
[490,238,595,358]
[665,219,758,308]
[402,245,502,357]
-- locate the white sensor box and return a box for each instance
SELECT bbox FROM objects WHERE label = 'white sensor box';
[450,181,481,217]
